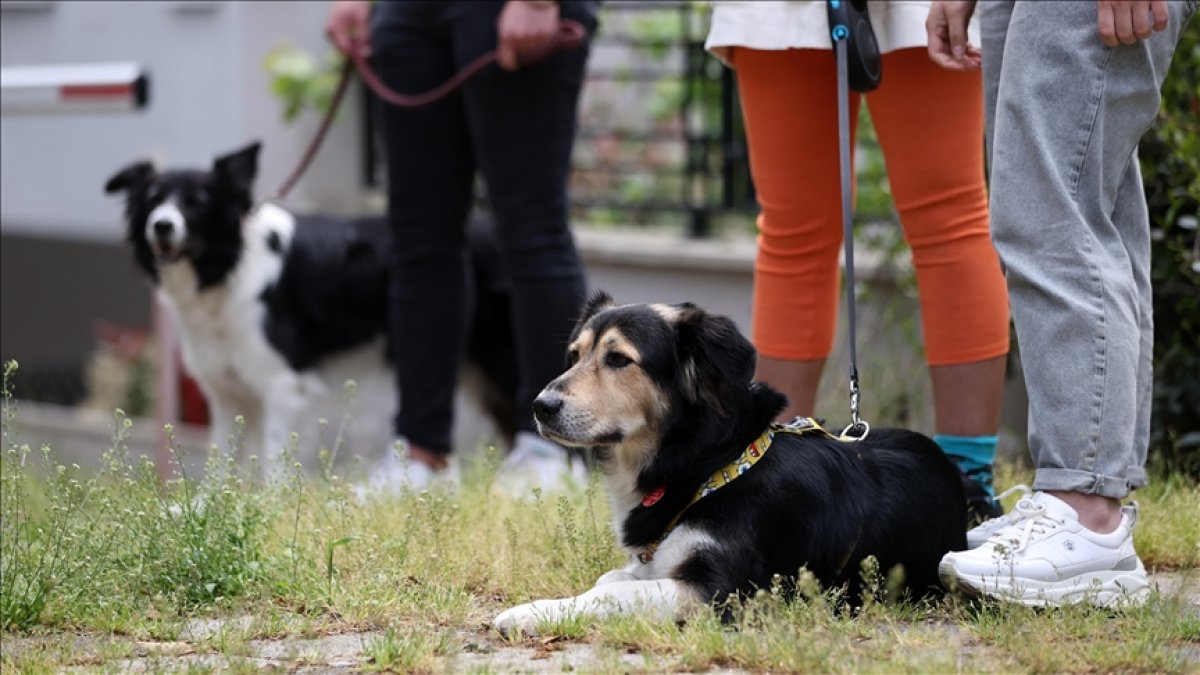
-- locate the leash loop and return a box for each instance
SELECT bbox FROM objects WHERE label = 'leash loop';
[354,20,585,108]
[273,19,587,202]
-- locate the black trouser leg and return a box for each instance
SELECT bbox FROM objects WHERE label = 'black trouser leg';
[371,1,596,454]
[372,2,476,455]
[454,2,594,438]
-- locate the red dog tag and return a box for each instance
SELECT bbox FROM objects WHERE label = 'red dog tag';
[642,485,666,507]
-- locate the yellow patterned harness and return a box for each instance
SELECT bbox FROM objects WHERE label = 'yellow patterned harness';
[637,416,839,564]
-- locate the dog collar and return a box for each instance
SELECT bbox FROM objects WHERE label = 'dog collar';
[637,417,834,564]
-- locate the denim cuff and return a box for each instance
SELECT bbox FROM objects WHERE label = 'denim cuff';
[1033,468,1146,500]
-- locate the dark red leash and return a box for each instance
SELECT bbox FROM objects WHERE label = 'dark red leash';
[273,19,586,201]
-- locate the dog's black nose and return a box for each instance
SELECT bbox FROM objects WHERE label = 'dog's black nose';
[153,220,174,238]
[532,391,564,420]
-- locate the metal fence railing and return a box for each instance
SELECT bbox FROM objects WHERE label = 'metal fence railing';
[570,2,756,237]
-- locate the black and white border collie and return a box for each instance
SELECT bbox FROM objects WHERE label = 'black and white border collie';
[493,292,966,635]
[105,142,516,478]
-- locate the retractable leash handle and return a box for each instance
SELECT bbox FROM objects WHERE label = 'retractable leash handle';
[826,0,883,93]
[827,0,882,440]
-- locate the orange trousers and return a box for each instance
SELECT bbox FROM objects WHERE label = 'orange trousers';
[734,47,1010,366]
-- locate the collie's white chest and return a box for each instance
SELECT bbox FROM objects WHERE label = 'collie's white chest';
[155,204,294,395]
[156,264,281,397]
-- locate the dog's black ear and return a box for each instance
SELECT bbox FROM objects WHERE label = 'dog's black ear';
[569,290,615,345]
[675,304,756,415]
[104,161,155,194]
[213,141,261,191]
[579,290,615,324]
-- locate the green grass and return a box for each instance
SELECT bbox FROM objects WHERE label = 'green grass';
[2,361,1198,673]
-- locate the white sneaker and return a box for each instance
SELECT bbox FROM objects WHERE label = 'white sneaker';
[966,484,1034,548]
[495,431,587,499]
[939,492,1150,608]
[354,438,458,500]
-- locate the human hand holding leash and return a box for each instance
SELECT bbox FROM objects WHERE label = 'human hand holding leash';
[326,0,372,59]
[1096,0,1169,46]
[302,1,583,202]
[497,0,561,71]
[926,0,981,71]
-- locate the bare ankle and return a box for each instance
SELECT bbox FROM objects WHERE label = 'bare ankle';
[1047,490,1122,533]
[408,444,449,471]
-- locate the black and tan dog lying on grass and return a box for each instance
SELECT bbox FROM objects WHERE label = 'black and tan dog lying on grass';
[493,292,966,636]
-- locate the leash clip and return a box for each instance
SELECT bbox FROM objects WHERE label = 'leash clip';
[840,420,870,441]
[840,374,870,441]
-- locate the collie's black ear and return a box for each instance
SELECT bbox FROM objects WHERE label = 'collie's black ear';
[675,304,756,415]
[105,161,155,194]
[579,290,615,324]
[213,141,261,191]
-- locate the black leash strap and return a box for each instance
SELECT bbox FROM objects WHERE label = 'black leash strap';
[828,0,880,440]
[834,38,868,441]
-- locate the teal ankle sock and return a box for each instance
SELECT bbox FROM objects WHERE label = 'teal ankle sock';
[934,434,998,498]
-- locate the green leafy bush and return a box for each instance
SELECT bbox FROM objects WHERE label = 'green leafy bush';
[263,44,343,124]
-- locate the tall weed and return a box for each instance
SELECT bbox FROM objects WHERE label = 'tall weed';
[1,361,269,629]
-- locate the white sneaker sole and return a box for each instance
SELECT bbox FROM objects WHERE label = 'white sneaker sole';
[938,559,1150,608]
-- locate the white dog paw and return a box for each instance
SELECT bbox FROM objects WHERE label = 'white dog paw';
[493,602,546,637]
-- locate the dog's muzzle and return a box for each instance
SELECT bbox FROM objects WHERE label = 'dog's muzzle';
[146,203,187,260]
[151,234,183,260]
[531,389,619,446]
[532,390,564,424]
[152,218,176,243]
[532,389,578,443]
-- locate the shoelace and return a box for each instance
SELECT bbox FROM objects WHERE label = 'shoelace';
[991,496,1066,553]
[995,483,1033,505]
[974,484,1033,526]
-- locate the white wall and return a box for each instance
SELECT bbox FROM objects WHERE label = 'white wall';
[1,0,368,244]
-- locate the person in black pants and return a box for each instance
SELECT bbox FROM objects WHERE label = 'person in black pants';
[326,0,596,491]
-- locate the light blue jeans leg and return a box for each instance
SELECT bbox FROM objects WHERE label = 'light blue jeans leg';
[980,0,1196,499]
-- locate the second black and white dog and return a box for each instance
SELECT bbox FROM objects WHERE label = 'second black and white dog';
[105,142,517,478]
[494,292,966,635]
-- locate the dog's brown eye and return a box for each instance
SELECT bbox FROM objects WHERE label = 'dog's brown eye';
[566,349,580,366]
[605,352,632,369]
